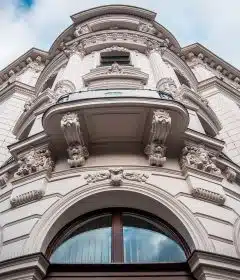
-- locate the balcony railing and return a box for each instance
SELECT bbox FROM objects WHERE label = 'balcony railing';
[57,88,173,104]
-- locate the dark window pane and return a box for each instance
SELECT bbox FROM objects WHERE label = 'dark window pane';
[122,214,186,263]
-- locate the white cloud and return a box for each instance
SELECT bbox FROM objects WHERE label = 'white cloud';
[0,0,240,69]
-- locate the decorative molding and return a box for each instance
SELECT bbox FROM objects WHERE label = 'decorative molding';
[192,187,226,205]
[180,144,222,176]
[83,64,149,88]
[62,42,86,58]
[74,24,92,37]
[225,167,237,183]
[61,112,89,167]
[85,169,149,186]
[10,189,44,208]
[182,43,240,90]
[138,21,157,34]
[0,173,9,188]
[145,110,171,167]
[101,45,130,53]
[0,48,48,86]
[14,148,54,178]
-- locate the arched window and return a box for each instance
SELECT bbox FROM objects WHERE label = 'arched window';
[49,209,188,264]
[174,70,191,88]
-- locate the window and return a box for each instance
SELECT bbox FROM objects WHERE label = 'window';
[49,209,187,264]
[174,70,191,88]
[42,73,57,91]
[100,51,130,66]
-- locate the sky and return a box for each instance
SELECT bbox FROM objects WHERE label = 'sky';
[0,0,240,70]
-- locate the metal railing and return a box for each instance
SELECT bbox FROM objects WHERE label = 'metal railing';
[57,88,174,104]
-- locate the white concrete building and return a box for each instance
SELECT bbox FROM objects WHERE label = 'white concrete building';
[0,5,240,280]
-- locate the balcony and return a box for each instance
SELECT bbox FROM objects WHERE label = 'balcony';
[42,89,189,155]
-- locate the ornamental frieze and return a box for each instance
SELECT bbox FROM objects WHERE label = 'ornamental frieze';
[84,169,149,186]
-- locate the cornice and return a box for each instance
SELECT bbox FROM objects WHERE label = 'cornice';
[13,91,50,138]
[163,49,198,91]
[184,129,225,152]
[0,48,48,87]
[181,85,222,133]
[0,81,35,102]
[198,76,240,104]
[71,5,156,23]
[0,253,49,279]
[181,43,240,88]
[8,132,49,158]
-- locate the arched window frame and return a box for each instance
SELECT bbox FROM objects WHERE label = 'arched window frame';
[47,208,190,264]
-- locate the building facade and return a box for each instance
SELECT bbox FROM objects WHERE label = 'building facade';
[1,5,240,280]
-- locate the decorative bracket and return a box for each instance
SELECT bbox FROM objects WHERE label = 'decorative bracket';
[144,110,171,167]
[61,112,89,167]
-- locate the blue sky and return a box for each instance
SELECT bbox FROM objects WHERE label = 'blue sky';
[0,0,240,69]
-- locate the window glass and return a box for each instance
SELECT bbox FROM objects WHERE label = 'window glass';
[123,214,186,263]
[50,215,112,264]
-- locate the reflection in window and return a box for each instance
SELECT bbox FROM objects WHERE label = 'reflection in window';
[49,210,187,264]
[50,215,112,264]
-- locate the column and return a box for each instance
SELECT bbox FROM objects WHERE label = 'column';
[147,47,178,95]
[53,43,85,99]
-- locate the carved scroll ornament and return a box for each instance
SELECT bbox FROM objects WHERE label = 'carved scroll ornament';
[145,110,171,167]
[85,169,149,186]
[61,112,89,167]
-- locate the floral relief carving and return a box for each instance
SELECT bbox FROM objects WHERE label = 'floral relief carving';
[180,145,221,176]
[10,189,44,208]
[138,22,156,35]
[74,24,91,37]
[145,110,171,167]
[61,112,89,167]
[14,148,54,178]
[85,169,149,186]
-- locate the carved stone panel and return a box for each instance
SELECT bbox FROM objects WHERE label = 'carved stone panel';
[10,189,44,208]
[85,169,149,186]
[180,144,221,176]
[14,148,54,178]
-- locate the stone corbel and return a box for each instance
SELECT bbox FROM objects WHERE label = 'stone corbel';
[144,110,171,167]
[61,112,89,167]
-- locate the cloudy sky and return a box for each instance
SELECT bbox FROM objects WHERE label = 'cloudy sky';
[0,0,240,69]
